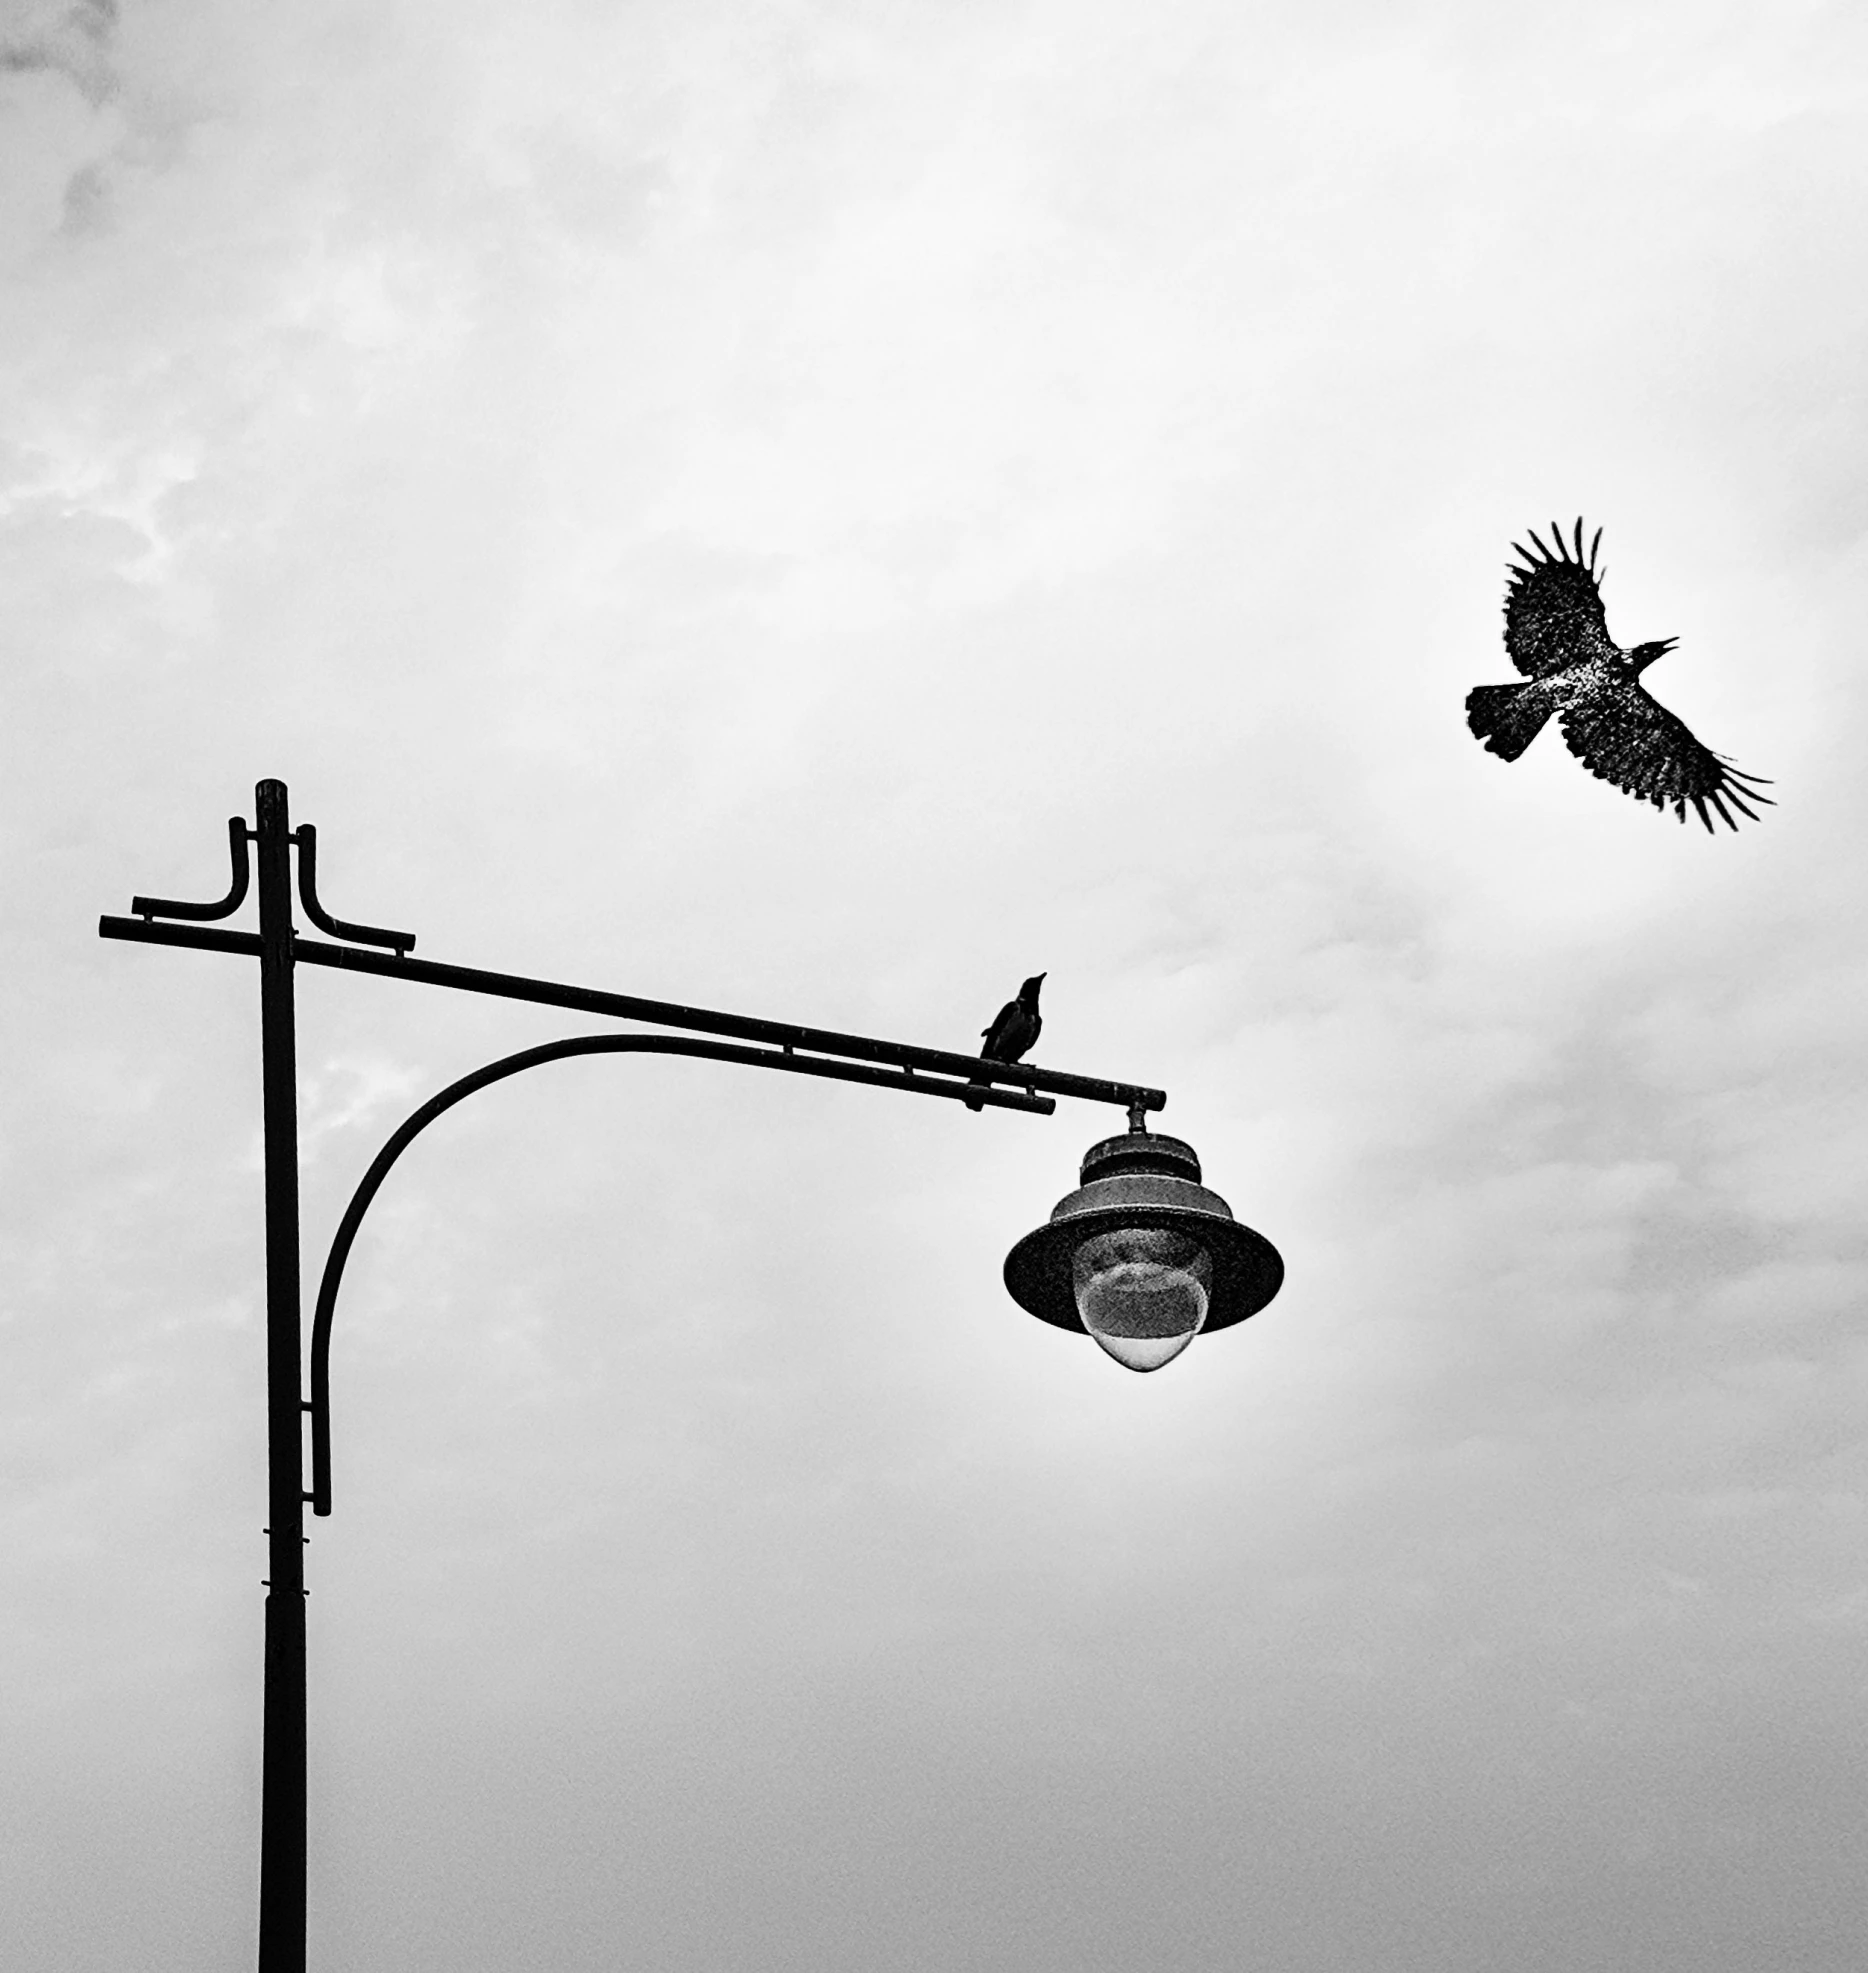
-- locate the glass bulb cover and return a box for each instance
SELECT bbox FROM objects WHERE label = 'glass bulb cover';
[1071,1225,1212,1372]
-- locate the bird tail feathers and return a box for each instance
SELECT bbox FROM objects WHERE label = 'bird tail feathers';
[1466,682,1554,762]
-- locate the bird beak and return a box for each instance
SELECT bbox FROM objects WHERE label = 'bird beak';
[1655,638,1679,656]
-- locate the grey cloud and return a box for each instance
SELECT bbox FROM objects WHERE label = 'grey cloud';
[1,0,116,101]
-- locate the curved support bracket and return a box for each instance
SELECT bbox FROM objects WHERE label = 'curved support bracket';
[305,1031,1054,1515]
[132,817,250,923]
[294,823,416,954]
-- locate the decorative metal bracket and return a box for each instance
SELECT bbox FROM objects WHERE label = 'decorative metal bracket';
[126,805,416,953]
[301,1029,1066,1517]
[133,817,250,923]
[293,824,415,955]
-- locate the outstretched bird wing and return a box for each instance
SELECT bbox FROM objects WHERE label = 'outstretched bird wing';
[1504,518,1620,679]
[1558,680,1773,833]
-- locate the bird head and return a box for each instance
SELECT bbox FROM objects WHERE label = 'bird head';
[1020,973,1046,1003]
[1630,637,1678,673]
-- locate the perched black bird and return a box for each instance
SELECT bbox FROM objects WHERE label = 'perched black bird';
[1465,518,1772,833]
[965,973,1045,1111]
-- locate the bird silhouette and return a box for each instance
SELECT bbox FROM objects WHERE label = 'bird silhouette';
[1465,518,1772,832]
[965,974,1045,1111]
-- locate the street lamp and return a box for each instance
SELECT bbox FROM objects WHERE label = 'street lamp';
[98,779,1284,1972]
[1005,1127,1284,1370]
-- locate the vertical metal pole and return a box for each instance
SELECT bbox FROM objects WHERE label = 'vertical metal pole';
[255,779,307,1973]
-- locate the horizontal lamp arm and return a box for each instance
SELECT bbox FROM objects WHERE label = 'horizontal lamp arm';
[96,915,1168,1114]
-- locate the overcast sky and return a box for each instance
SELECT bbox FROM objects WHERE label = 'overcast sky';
[6,1,1868,1968]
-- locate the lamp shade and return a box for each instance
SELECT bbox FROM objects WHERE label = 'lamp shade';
[1003,1129,1282,1368]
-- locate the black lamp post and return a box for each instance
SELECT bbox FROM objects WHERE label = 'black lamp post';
[99,779,1283,1972]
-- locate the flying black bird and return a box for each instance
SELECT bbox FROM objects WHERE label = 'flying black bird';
[965,973,1045,1112]
[1465,519,1772,832]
